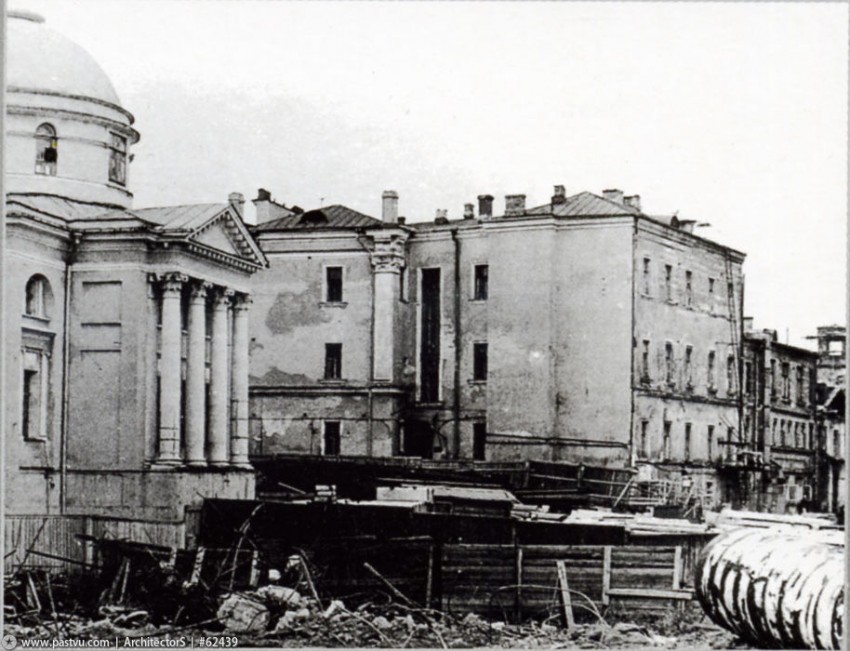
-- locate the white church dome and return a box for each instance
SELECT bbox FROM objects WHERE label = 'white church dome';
[5,10,139,209]
[8,10,122,107]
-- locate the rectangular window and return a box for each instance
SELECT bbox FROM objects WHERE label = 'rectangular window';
[708,277,715,296]
[685,270,692,307]
[707,425,715,460]
[473,342,488,381]
[399,266,408,302]
[323,421,341,455]
[473,265,489,300]
[641,340,650,382]
[325,266,343,303]
[796,366,804,404]
[770,359,777,397]
[108,133,127,185]
[745,361,754,396]
[707,351,716,391]
[684,423,692,461]
[22,349,47,440]
[324,343,342,380]
[420,269,441,402]
[726,354,735,393]
[640,420,649,458]
[642,258,651,295]
[664,264,673,301]
[834,429,841,457]
[727,427,736,461]
[782,362,790,400]
[473,422,487,460]
[665,342,675,386]
[662,421,671,460]
[684,345,693,387]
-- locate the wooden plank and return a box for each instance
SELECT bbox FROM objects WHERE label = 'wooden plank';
[606,587,694,601]
[556,561,575,629]
[672,546,682,590]
[602,546,611,606]
[515,547,523,623]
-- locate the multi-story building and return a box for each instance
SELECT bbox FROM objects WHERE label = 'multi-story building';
[739,323,819,512]
[809,325,846,514]
[248,186,747,507]
[5,11,263,521]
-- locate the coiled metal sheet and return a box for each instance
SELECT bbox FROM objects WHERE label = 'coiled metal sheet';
[695,528,843,649]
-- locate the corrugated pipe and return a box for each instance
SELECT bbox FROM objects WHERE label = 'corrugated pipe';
[695,527,843,649]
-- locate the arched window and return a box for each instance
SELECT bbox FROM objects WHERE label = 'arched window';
[24,275,52,319]
[108,133,127,185]
[34,123,58,176]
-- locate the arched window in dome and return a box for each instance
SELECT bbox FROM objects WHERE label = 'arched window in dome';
[24,275,53,319]
[34,123,58,176]
[108,133,127,186]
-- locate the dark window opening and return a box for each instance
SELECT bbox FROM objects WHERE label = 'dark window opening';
[639,420,649,458]
[473,343,488,381]
[473,265,489,300]
[641,340,650,382]
[326,267,343,302]
[35,123,58,176]
[473,422,486,460]
[403,420,433,458]
[684,345,693,387]
[22,369,38,439]
[324,421,341,455]
[324,343,342,380]
[684,423,692,461]
[108,133,127,185]
[707,351,716,391]
[664,264,673,301]
[665,342,675,386]
[685,270,693,306]
[708,425,715,460]
[662,421,671,460]
[420,269,441,402]
[642,258,651,295]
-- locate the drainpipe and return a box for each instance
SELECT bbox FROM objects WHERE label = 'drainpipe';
[60,232,81,514]
[451,229,461,459]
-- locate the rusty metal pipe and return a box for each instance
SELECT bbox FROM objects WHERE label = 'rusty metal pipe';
[695,528,843,649]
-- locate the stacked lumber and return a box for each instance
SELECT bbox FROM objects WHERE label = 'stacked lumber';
[704,508,838,532]
[564,509,710,535]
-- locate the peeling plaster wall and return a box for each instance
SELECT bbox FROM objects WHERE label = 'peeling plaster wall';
[250,244,373,386]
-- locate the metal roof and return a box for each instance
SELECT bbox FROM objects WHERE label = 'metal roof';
[124,203,228,231]
[6,193,121,221]
[527,191,642,218]
[254,204,384,232]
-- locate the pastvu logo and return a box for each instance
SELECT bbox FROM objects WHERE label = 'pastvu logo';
[1,633,18,650]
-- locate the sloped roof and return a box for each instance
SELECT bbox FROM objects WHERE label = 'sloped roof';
[126,203,227,231]
[526,191,642,217]
[6,193,124,221]
[254,204,384,232]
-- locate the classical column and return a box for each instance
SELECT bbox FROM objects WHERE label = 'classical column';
[157,272,187,465]
[208,287,234,466]
[185,282,210,466]
[230,293,252,468]
[371,234,406,382]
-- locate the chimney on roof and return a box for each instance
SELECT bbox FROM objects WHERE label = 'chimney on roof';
[435,209,449,225]
[463,203,475,220]
[602,189,624,205]
[252,188,274,224]
[552,185,566,205]
[505,194,526,216]
[624,194,641,211]
[478,194,494,219]
[382,190,399,224]
[398,216,406,225]
[678,219,696,234]
[228,192,245,218]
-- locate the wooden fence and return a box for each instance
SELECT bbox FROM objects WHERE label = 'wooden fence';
[4,515,188,573]
[441,544,692,623]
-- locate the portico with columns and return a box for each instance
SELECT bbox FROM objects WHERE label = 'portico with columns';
[152,272,253,470]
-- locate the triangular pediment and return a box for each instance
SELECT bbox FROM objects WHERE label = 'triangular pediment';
[193,220,242,256]
[188,209,267,268]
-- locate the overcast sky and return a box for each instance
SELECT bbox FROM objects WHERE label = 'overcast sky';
[13,0,849,349]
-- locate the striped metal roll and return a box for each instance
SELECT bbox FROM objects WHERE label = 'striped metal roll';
[695,527,843,650]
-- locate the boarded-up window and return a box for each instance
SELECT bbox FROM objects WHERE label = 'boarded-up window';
[473,343,488,381]
[324,343,342,380]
